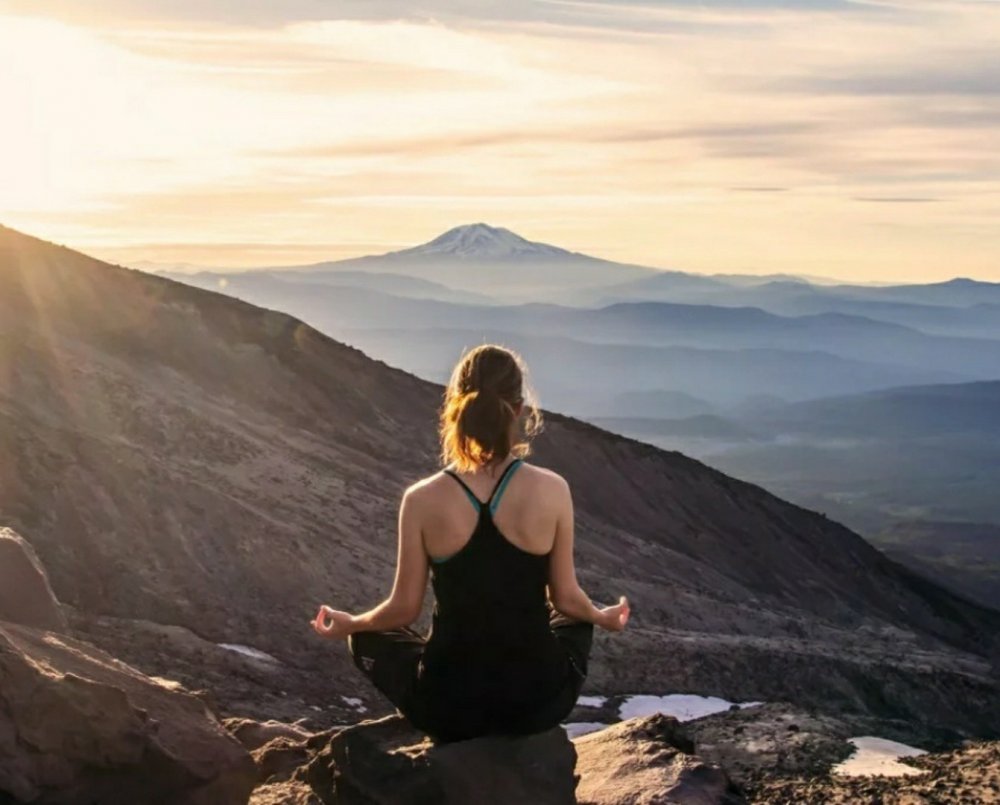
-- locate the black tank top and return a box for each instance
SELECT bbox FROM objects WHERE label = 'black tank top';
[417,459,570,734]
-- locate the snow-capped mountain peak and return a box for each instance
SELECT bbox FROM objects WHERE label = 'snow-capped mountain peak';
[405,223,572,260]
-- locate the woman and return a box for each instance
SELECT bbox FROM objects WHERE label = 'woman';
[312,344,629,743]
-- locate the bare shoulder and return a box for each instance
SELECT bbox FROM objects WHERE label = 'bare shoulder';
[402,470,452,508]
[520,462,571,498]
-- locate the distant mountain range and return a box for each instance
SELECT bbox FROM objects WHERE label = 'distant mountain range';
[3,223,999,737]
[159,223,1000,614]
[594,381,1000,608]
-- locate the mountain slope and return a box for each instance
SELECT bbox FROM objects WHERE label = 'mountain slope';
[1,225,998,735]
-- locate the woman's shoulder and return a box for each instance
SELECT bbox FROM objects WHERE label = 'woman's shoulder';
[403,468,453,501]
[403,461,568,498]
[518,461,571,496]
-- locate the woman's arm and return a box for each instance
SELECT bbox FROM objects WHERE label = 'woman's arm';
[312,488,429,639]
[547,477,629,631]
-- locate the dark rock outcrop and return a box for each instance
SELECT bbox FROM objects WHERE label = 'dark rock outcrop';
[305,716,577,804]
[238,714,741,804]
[750,740,1000,804]
[0,528,67,632]
[574,714,746,804]
[0,620,256,804]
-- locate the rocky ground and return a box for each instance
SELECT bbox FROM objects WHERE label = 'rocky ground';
[748,741,1000,804]
[3,527,999,804]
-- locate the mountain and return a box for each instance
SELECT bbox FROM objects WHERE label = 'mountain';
[875,521,1000,611]
[168,273,1000,383]
[576,276,1000,339]
[173,269,496,306]
[327,327,960,413]
[594,381,1000,604]
[745,380,1000,439]
[237,223,659,299]
[390,222,573,261]
[1,224,999,737]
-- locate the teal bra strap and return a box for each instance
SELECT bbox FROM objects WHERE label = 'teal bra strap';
[488,458,522,515]
[456,484,481,511]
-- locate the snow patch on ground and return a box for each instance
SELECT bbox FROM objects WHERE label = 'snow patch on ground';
[341,695,367,711]
[576,696,607,708]
[217,643,280,663]
[833,736,927,777]
[564,722,607,739]
[619,694,762,722]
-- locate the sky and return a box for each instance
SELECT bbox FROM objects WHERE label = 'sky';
[1,0,998,282]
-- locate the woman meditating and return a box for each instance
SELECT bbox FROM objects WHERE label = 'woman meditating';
[311,344,629,743]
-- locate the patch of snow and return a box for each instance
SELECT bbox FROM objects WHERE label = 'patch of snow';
[576,696,607,708]
[217,643,280,664]
[618,694,762,722]
[833,736,927,777]
[563,722,607,739]
[341,696,367,711]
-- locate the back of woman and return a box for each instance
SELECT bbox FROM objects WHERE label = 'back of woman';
[419,460,570,737]
[311,344,629,743]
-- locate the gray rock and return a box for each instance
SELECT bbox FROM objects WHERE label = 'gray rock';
[574,714,745,805]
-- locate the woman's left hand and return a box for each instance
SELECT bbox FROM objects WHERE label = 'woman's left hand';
[311,605,356,640]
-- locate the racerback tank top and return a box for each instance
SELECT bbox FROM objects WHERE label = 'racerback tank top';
[417,458,570,734]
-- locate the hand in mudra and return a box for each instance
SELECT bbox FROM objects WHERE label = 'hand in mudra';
[598,596,630,632]
[311,605,355,640]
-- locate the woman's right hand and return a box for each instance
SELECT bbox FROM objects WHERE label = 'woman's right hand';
[311,605,356,640]
[597,595,630,632]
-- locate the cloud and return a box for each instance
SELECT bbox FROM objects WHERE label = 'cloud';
[2,0,1000,281]
[853,196,942,202]
[768,56,1000,97]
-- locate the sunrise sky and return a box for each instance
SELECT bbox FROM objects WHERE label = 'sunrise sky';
[1,0,998,282]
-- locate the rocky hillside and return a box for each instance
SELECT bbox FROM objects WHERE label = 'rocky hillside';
[1,225,998,736]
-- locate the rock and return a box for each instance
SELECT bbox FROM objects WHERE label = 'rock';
[255,736,315,784]
[250,780,323,805]
[574,714,745,804]
[0,620,256,804]
[684,703,855,786]
[227,717,316,752]
[0,528,67,632]
[749,739,1000,804]
[305,715,577,804]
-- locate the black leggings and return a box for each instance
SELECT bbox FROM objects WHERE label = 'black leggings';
[347,611,593,742]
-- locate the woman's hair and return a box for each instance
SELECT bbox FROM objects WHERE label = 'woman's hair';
[439,344,542,472]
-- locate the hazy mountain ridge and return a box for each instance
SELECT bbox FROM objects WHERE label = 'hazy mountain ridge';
[594,381,1000,607]
[171,270,1000,393]
[2,224,999,737]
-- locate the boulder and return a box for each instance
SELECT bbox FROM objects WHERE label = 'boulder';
[574,714,746,805]
[305,716,578,804]
[254,737,315,784]
[250,780,322,805]
[0,528,67,632]
[227,718,317,752]
[0,621,256,804]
